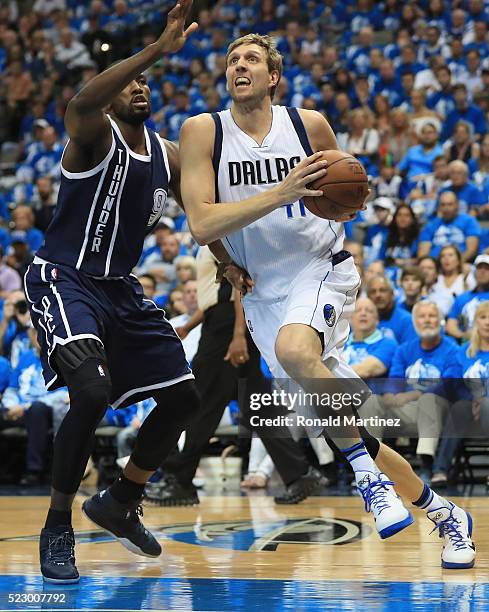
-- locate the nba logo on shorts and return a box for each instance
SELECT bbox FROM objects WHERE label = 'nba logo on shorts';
[97,364,106,377]
[247,319,253,332]
[51,268,58,281]
[323,304,336,327]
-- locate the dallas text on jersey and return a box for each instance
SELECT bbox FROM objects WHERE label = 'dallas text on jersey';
[228,156,300,186]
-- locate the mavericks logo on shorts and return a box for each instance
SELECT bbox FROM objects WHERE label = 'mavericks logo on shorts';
[323,304,336,327]
[148,188,167,227]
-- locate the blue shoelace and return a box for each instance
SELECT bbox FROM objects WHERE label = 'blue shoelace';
[359,474,395,515]
[430,511,468,551]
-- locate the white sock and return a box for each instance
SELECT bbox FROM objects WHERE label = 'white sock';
[340,441,380,476]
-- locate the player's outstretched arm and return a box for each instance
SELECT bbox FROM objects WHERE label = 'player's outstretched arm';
[65,0,197,146]
[180,115,327,245]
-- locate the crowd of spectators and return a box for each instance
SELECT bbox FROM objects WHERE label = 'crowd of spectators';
[0,0,489,490]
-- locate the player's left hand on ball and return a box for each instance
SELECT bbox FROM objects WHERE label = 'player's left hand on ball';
[158,0,198,53]
[329,209,359,222]
[326,188,370,222]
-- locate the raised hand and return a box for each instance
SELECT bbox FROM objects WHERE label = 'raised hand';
[158,0,198,54]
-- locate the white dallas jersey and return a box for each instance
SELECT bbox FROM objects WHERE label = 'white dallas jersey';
[213,106,343,302]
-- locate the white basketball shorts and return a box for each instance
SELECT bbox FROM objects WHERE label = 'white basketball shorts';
[242,251,361,380]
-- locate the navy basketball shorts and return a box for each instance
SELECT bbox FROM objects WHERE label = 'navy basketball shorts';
[24,258,193,408]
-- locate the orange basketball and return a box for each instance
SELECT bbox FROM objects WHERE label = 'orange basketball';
[303,150,369,219]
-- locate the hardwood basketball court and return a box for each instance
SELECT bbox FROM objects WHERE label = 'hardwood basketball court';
[0,489,487,611]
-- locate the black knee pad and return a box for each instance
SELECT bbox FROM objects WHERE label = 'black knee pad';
[55,339,111,407]
[55,338,107,373]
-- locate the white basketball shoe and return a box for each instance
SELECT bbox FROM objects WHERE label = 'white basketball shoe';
[428,502,476,569]
[356,471,414,539]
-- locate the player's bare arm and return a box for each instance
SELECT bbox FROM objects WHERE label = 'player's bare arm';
[180,114,327,245]
[298,108,339,153]
[63,0,197,172]
[164,139,183,206]
[165,138,234,265]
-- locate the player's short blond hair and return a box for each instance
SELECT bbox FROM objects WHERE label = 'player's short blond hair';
[226,34,283,100]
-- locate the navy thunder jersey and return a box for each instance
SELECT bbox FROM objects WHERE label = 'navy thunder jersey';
[37,116,170,277]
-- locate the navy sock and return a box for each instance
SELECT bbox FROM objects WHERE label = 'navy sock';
[412,483,450,512]
[109,474,146,504]
[413,484,431,507]
[44,508,72,529]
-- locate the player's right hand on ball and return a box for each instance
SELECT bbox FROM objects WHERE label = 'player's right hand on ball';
[275,151,328,205]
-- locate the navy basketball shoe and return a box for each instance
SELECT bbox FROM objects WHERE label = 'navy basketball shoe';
[82,490,161,557]
[40,525,79,583]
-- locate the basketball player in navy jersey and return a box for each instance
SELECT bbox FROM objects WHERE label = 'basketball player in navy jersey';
[180,34,475,568]
[24,2,204,583]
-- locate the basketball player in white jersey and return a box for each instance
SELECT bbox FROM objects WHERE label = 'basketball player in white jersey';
[180,34,475,567]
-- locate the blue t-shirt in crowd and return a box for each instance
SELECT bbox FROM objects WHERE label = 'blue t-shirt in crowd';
[365,224,390,264]
[378,304,416,345]
[439,182,486,214]
[390,335,459,391]
[28,145,63,180]
[398,144,445,179]
[444,345,489,401]
[479,227,489,252]
[441,105,488,141]
[346,46,374,73]
[372,78,403,107]
[343,329,398,372]
[0,356,11,393]
[1,320,32,368]
[447,289,489,331]
[419,214,481,258]
[381,239,418,263]
[0,227,11,253]
[427,91,456,118]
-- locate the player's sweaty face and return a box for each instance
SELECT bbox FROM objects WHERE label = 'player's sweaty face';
[111,74,152,125]
[226,44,273,102]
